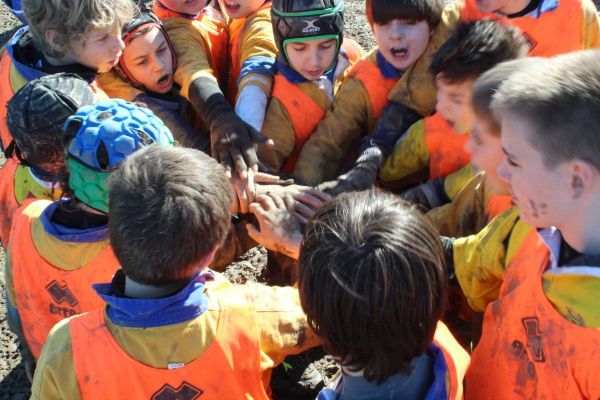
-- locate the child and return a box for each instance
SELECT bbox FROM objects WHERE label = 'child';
[152,0,228,83]
[5,99,174,380]
[30,145,321,399]
[258,0,362,172]
[98,8,211,152]
[292,0,449,186]
[459,0,600,56]
[1,73,96,249]
[379,20,528,199]
[165,0,273,177]
[428,59,537,237]
[248,189,469,398]
[464,50,600,398]
[0,0,134,149]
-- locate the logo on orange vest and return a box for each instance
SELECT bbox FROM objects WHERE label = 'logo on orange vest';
[46,280,78,307]
[522,317,545,363]
[152,382,203,400]
[523,32,538,52]
[511,317,545,379]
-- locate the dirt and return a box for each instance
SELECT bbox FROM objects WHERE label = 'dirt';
[0,1,373,398]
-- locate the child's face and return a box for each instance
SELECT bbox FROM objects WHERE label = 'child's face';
[285,38,338,81]
[69,27,125,73]
[435,76,476,134]
[372,19,430,71]
[497,112,572,228]
[159,0,208,14]
[218,0,265,19]
[465,117,508,196]
[121,28,174,94]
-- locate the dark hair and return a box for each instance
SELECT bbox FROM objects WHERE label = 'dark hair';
[430,20,528,83]
[472,58,541,136]
[493,50,600,170]
[365,0,444,29]
[298,189,447,383]
[108,145,233,285]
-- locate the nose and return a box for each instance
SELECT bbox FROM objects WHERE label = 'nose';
[388,20,405,39]
[152,55,168,74]
[497,157,511,183]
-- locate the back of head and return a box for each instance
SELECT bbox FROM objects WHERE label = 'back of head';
[108,145,233,285]
[472,57,543,134]
[271,0,345,67]
[7,73,96,174]
[64,99,174,213]
[492,50,600,170]
[22,0,135,58]
[299,189,447,383]
[430,20,529,83]
[365,0,444,29]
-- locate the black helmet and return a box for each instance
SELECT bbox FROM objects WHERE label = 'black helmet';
[6,73,96,169]
[272,0,344,68]
[114,7,177,89]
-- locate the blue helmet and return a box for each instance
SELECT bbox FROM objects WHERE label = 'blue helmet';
[64,99,174,213]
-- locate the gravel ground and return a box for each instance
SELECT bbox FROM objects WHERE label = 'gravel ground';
[0,1,372,398]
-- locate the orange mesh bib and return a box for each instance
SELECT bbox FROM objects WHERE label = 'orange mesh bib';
[467,230,600,399]
[424,113,471,180]
[11,200,118,359]
[70,291,269,399]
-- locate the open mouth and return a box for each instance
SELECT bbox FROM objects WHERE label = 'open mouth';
[157,73,172,89]
[224,1,241,12]
[390,47,408,59]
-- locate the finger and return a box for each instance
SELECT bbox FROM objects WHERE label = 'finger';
[268,193,286,210]
[307,188,332,202]
[294,212,309,226]
[294,200,317,220]
[220,151,233,178]
[255,193,277,211]
[230,148,248,179]
[245,169,256,205]
[254,171,283,184]
[293,191,326,210]
[245,223,262,243]
[241,144,259,171]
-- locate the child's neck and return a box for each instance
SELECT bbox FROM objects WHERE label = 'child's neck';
[496,0,534,15]
[558,204,600,254]
[124,276,190,299]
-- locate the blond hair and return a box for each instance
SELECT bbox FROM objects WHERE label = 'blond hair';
[23,0,135,58]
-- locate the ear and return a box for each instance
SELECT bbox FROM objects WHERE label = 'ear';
[45,29,67,54]
[568,160,595,199]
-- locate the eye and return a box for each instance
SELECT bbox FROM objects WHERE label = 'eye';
[320,41,336,49]
[135,58,148,66]
[291,45,306,52]
[98,34,109,42]
[506,157,519,167]
[402,19,418,25]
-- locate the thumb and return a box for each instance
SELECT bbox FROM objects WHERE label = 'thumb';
[245,223,261,243]
[249,127,274,147]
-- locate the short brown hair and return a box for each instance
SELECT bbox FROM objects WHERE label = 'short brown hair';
[22,0,134,58]
[298,189,447,383]
[493,50,600,170]
[430,20,528,84]
[472,58,542,136]
[108,145,233,285]
[365,0,444,29]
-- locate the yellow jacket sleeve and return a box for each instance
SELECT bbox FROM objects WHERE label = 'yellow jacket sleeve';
[427,172,487,237]
[443,163,475,200]
[292,77,372,185]
[386,2,461,115]
[379,119,429,182]
[96,71,142,101]
[453,206,533,312]
[165,17,217,100]
[259,82,331,171]
[581,0,600,49]
[236,7,277,95]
